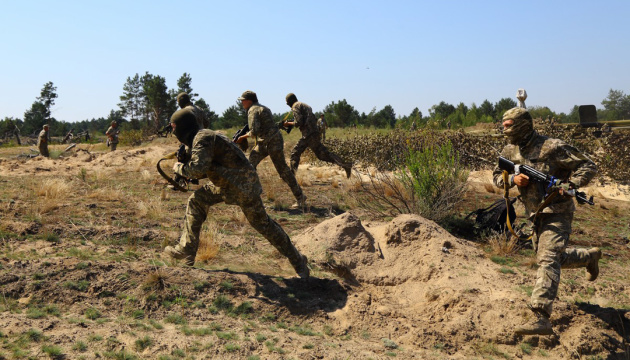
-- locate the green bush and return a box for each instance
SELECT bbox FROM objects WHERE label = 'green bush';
[398,140,468,222]
[118,129,144,146]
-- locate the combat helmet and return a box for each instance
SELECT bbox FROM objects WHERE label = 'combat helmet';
[286,93,298,107]
[170,108,199,146]
[177,92,191,109]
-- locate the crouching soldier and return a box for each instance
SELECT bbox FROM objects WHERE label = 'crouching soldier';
[163,108,309,278]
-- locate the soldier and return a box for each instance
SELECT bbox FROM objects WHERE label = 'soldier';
[410,121,416,131]
[163,108,309,278]
[105,121,120,151]
[177,92,209,130]
[234,90,306,208]
[283,93,352,178]
[37,124,49,157]
[493,107,601,336]
[317,114,328,141]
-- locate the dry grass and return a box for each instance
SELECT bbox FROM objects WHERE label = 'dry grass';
[87,187,124,201]
[136,197,165,219]
[228,208,247,224]
[196,224,221,263]
[297,174,312,187]
[38,200,60,215]
[486,231,520,256]
[141,169,152,181]
[344,175,362,192]
[331,178,340,188]
[36,178,72,199]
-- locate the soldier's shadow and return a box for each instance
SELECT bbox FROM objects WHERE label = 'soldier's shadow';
[215,269,349,316]
[280,205,345,218]
[575,302,630,353]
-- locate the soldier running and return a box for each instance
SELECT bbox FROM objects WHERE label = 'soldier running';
[493,107,601,336]
[163,108,309,278]
[283,93,352,178]
[234,90,307,208]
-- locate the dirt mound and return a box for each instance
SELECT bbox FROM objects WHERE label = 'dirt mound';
[294,213,629,357]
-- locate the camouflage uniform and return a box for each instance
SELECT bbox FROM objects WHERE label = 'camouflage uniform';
[37,127,49,157]
[246,102,305,204]
[170,129,308,276]
[105,126,120,151]
[289,101,351,177]
[493,108,599,320]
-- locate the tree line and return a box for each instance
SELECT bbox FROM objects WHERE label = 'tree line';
[2,74,630,139]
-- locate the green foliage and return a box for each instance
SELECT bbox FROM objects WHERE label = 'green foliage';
[323,99,360,127]
[73,341,88,352]
[165,313,187,325]
[398,140,469,222]
[212,295,233,312]
[84,308,101,320]
[42,344,63,358]
[135,336,153,351]
[118,129,144,146]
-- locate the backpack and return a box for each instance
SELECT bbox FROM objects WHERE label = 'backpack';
[466,197,517,234]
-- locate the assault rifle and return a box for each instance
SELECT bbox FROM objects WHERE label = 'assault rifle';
[498,157,594,205]
[232,124,249,151]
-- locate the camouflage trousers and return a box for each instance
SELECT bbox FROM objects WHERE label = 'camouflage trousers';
[39,144,49,157]
[320,129,326,142]
[290,133,347,173]
[249,131,304,202]
[110,142,118,151]
[530,212,593,316]
[176,183,304,271]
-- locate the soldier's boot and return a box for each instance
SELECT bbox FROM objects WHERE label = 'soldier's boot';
[294,254,310,279]
[586,247,602,281]
[343,164,353,179]
[163,245,195,266]
[515,308,553,336]
[290,194,308,210]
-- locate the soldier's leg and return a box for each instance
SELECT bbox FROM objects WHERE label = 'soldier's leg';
[557,212,601,280]
[166,184,223,265]
[240,197,309,278]
[306,135,352,178]
[289,137,309,174]
[267,133,305,203]
[248,142,269,170]
[39,146,49,157]
[111,143,117,152]
[530,213,571,317]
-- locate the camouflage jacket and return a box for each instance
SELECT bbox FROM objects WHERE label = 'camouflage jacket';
[291,101,318,138]
[37,130,48,147]
[493,132,597,215]
[247,103,278,142]
[186,104,209,129]
[174,130,263,204]
[105,126,120,144]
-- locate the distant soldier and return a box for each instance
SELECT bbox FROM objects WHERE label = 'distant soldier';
[177,92,209,129]
[164,108,309,278]
[37,124,49,157]
[105,121,120,151]
[317,114,328,141]
[493,107,600,336]
[446,120,451,130]
[283,93,353,178]
[410,121,416,131]
[234,90,306,208]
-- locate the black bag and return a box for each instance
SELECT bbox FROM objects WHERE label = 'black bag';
[466,197,517,234]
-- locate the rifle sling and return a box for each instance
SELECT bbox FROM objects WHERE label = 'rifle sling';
[157,152,188,192]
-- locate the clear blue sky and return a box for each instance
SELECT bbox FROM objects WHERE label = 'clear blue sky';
[1,1,629,123]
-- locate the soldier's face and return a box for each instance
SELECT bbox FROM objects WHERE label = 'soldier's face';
[241,99,252,110]
[502,119,514,130]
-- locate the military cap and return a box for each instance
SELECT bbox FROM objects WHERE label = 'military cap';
[238,90,258,102]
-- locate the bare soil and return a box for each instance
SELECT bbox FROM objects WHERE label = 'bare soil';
[0,137,629,359]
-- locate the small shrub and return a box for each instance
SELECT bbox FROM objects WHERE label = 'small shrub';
[224,343,240,352]
[73,341,88,352]
[135,336,153,351]
[84,308,101,320]
[165,313,186,325]
[382,338,398,349]
[26,328,44,342]
[42,345,63,358]
[212,295,233,312]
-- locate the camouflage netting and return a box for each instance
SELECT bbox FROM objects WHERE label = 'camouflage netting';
[322,123,630,184]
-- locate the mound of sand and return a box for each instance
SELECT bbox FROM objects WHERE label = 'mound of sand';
[294,213,621,355]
